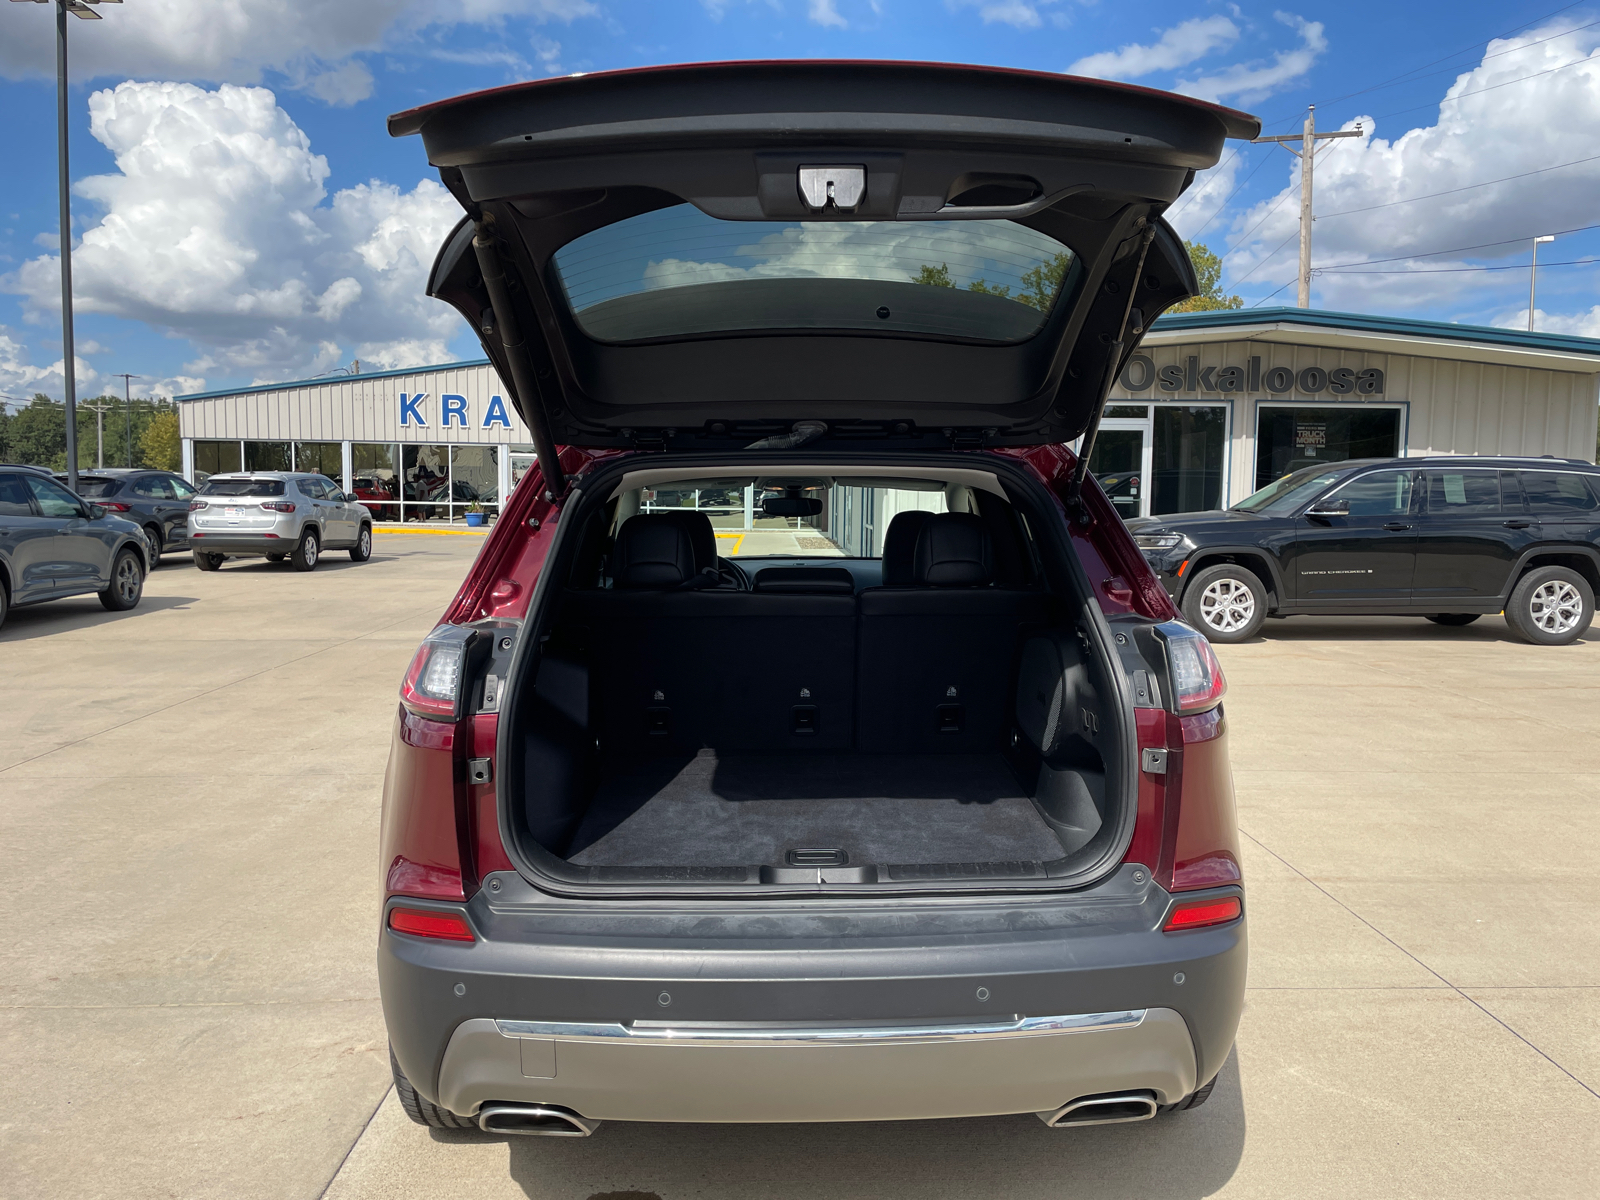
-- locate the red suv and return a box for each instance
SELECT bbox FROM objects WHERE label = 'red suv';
[378,61,1252,1138]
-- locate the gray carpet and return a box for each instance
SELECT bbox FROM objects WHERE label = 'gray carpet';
[567,750,1065,867]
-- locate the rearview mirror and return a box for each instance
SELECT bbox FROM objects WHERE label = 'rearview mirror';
[762,496,823,517]
[1305,499,1349,518]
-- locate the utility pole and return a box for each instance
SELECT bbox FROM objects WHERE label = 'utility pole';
[12,0,122,487]
[1252,106,1364,309]
[112,371,139,466]
[1529,235,1555,332]
[82,399,114,468]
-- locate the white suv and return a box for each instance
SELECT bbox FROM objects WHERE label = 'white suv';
[188,472,372,571]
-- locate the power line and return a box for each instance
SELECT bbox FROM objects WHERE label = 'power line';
[1232,229,1300,287]
[1313,220,1600,271]
[1367,50,1598,125]
[1321,256,1600,275]
[1316,152,1600,220]
[1250,279,1297,307]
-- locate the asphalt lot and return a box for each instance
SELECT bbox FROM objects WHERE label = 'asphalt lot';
[3,533,1597,1199]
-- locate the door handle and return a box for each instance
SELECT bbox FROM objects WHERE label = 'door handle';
[1382,522,1413,531]
[1502,519,1533,529]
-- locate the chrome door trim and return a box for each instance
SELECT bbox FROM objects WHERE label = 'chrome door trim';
[496,1009,1145,1046]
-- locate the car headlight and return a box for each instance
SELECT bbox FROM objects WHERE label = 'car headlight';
[1133,532,1183,551]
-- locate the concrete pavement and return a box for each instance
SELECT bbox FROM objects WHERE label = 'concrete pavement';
[2,544,1596,1198]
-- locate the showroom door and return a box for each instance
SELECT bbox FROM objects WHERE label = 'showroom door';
[1088,419,1153,520]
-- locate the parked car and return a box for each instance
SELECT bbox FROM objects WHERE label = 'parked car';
[377,63,1252,1140]
[352,474,401,522]
[61,468,198,560]
[1126,456,1600,645]
[188,472,372,571]
[0,464,149,631]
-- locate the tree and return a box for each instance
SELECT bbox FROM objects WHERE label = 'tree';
[1169,241,1243,313]
[912,263,954,287]
[141,409,182,471]
[7,395,66,466]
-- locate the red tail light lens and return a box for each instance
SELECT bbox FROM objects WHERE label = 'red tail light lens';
[388,906,475,942]
[261,501,296,513]
[1163,896,1242,931]
[1159,621,1227,712]
[101,501,131,512]
[189,500,206,511]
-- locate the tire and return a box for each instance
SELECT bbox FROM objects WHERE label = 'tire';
[193,550,225,571]
[1161,1074,1218,1114]
[292,528,320,572]
[1505,565,1594,646]
[265,553,286,563]
[1182,563,1268,644]
[143,524,163,562]
[0,580,8,633]
[349,524,372,562]
[391,1047,475,1130]
[1425,613,1481,627]
[98,547,145,612]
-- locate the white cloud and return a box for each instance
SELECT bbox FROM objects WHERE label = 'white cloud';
[0,0,597,103]
[1069,16,1239,80]
[1220,20,1600,317]
[809,0,848,28]
[0,327,99,400]
[1165,151,1243,246]
[947,0,1068,30]
[1176,12,1326,104]
[2,82,464,386]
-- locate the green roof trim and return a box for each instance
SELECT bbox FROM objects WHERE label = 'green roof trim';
[175,358,493,402]
[1150,306,1600,359]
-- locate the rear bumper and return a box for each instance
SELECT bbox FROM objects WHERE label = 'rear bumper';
[380,867,1246,1123]
[188,532,292,554]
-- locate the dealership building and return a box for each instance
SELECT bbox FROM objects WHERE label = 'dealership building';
[175,307,1600,526]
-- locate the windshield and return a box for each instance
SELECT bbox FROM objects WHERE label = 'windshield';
[553,203,1077,343]
[73,477,123,498]
[1232,466,1355,515]
[201,478,286,498]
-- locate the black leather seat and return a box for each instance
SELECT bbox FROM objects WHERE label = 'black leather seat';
[570,515,856,753]
[879,509,934,586]
[857,513,1039,753]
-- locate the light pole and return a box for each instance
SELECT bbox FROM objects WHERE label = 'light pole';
[11,0,121,490]
[1529,235,1555,333]
[112,372,139,466]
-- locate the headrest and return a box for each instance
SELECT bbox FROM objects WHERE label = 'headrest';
[752,567,855,594]
[913,512,993,587]
[880,509,934,586]
[612,515,697,588]
[657,509,717,574]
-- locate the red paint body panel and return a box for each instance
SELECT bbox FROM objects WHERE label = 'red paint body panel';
[380,708,471,901]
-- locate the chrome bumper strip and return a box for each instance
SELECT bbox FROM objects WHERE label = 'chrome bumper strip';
[495,1009,1145,1046]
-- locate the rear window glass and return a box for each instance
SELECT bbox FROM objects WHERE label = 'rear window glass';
[552,203,1076,343]
[200,478,286,497]
[74,477,123,498]
[1519,471,1599,512]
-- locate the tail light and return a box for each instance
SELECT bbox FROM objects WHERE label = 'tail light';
[101,501,131,512]
[400,624,476,720]
[387,906,475,942]
[1163,895,1242,932]
[189,500,207,511]
[261,501,296,513]
[1125,620,1242,894]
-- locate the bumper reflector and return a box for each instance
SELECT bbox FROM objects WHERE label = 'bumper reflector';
[1162,896,1242,932]
[388,906,475,942]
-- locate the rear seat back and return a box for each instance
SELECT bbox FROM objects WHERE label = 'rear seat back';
[857,512,1039,753]
[567,515,855,753]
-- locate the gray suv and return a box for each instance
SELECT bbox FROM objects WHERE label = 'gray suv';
[0,464,150,631]
[188,472,372,572]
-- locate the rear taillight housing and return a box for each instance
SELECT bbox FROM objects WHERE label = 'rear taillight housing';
[1158,621,1226,712]
[400,624,476,720]
[261,500,296,513]
[101,501,131,512]
[188,500,206,511]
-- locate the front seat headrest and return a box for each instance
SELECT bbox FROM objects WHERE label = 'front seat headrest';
[658,509,718,575]
[880,509,934,586]
[913,512,993,587]
[612,514,697,588]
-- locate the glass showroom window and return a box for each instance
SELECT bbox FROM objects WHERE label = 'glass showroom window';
[402,445,450,521]
[192,440,242,481]
[1255,406,1401,490]
[508,445,538,496]
[244,440,291,472]
[449,445,499,521]
[293,442,342,480]
[351,444,400,521]
[1152,406,1227,516]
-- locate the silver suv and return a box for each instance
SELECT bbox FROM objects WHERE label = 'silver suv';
[188,473,372,572]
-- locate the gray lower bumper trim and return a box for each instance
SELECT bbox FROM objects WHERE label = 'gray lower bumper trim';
[440,1007,1196,1122]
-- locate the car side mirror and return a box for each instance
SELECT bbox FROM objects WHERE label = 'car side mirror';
[87,502,107,520]
[343,492,360,503]
[1305,499,1349,518]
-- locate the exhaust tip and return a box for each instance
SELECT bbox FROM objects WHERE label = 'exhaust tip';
[477,1103,601,1137]
[1037,1092,1159,1128]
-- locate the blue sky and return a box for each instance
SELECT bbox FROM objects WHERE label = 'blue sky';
[3,0,1599,403]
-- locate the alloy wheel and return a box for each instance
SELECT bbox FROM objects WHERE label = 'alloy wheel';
[1529,580,1584,634]
[116,554,142,603]
[1198,577,1256,634]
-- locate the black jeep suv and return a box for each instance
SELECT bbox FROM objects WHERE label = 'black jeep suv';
[1126,457,1600,645]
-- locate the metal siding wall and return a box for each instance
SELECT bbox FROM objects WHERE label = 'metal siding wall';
[174,364,533,446]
